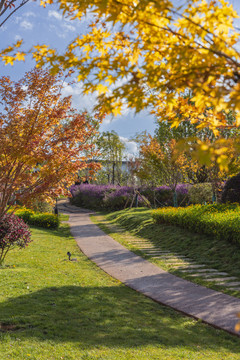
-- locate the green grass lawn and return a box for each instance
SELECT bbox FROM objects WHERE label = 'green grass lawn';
[91,208,240,297]
[0,220,240,359]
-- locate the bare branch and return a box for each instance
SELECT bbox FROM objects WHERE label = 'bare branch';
[0,0,29,28]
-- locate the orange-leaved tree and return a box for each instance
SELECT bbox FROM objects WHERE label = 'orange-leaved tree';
[135,135,193,189]
[0,67,101,217]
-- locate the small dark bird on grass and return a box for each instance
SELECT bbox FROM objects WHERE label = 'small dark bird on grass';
[67,251,77,261]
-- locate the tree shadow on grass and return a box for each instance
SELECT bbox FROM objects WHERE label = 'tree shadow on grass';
[0,285,239,352]
[30,223,74,240]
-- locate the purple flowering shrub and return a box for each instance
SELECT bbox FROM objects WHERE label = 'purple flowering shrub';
[71,184,117,209]
[174,184,191,206]
[0,213,32,265]
[70,183,191,210]
[140,184,190,207]
[103,187,135,210]
[140,186,172,207]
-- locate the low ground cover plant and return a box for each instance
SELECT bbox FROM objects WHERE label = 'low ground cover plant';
[15,208,59,229]
[152,203,240,244]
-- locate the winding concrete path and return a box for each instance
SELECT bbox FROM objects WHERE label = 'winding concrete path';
[59,202,240,337]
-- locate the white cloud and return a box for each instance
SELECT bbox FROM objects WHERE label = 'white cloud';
[61,82,98,112]
[48,11,76,34]
[14,16,21,24]
[120,136,138,157]
[102,116,112,125]
[63,23,76,32]
[48,10,62,20]
[14,34,22,41]
[58,33,67,39]
[61,82,82,97]
[24,11,36,17]
[20,20,33,30]
[49,24,66,38]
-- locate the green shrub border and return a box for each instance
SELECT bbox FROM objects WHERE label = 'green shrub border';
[15,209,59,229]
[152,203,240,244]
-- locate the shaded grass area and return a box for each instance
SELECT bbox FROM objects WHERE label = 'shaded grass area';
[91,208,240,297]
[59,213,69,222]
[0,221,240,359]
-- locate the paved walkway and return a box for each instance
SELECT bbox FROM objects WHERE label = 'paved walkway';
[59,201,240,336]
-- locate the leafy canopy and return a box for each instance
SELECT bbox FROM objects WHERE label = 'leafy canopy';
[0,68,101,217]
[30,1,240,126]
[1,0,240,165]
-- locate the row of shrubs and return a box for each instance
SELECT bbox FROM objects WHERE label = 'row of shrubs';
[69,182,216,211]
[15,208,59,229]
[70,183,191,210]
[152,203,240,244]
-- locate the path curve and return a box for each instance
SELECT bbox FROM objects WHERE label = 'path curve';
[60,202,240,336]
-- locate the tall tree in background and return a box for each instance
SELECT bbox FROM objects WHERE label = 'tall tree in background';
[155,107,240,181]
[0,67,101,217]
[76,112,102,183]
[135,135,192,189]
[96,131,126,185]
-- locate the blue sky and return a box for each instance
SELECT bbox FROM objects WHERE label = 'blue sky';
[1,0,240,156]
[0,1,156,156]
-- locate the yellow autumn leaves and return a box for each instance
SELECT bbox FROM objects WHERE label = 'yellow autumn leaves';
[1,0,240,168]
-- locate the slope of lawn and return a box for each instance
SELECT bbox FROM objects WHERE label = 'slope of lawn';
[91,208,240,296]
[0,221,240,359]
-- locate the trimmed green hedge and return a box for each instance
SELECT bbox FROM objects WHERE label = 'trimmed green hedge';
[15,209,59,229]
[152,203,240,244]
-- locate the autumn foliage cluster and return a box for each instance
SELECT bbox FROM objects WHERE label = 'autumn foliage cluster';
[0,68,101,217]
[31,1,239,123]
[1,1,240,166]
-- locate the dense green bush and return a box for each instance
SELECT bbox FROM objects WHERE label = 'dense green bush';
[14,209,34,223]
[222,173,240,204]
[15,209,59,229]
[188,183,213,204]
[152,203,240,244]
[28,199,53,213]
[29,213,59,229]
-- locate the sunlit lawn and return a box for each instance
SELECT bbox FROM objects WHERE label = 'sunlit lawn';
[0,220,240,359]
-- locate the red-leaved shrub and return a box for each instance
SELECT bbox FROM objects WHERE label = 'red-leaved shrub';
[0,213,31,265]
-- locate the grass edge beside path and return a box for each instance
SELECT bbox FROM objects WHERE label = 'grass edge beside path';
[90,208,240,299]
